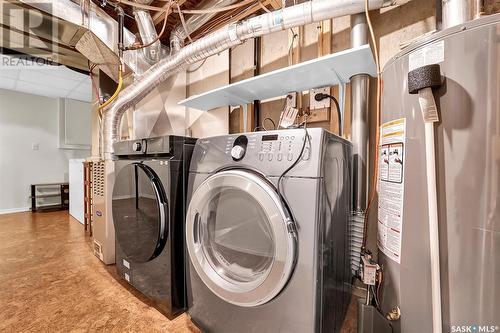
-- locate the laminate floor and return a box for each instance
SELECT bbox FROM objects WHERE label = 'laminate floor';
[0,211,199,333]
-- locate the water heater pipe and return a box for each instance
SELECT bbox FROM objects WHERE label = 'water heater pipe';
[408,64,443,333]
[102,0,397,159]
[424,118,442,333]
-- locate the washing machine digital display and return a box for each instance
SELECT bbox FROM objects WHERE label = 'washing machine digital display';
[261,134,278,141]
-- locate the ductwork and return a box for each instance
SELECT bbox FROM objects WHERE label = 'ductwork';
[133,0,163,63]
[16,0,153,79]
[103,0,398,159]
[134,10,162,63]
[350,13,370,275]
[169,0,240,52]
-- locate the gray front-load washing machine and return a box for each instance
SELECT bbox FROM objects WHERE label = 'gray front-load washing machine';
[112,135,196,318]
[185,128,352,332]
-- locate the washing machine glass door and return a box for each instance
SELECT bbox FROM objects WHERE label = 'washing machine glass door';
[186,169,296,307]
[113,162,168,263]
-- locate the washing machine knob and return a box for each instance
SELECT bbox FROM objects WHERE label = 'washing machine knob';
[132,141,142,152]
[231,145,245,160]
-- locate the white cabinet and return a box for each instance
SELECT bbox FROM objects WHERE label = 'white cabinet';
[59,98,91,150]
[69,159,85,224]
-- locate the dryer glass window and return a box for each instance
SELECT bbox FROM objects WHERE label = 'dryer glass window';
[113,163,167,263]
[199,188,275,283]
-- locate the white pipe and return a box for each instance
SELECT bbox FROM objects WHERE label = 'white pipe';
[102,0,396,159]
[418,87,443,333]
[442,0,472,28]
[425,122,443,333]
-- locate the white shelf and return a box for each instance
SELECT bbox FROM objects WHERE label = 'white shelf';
[179,44,376,111]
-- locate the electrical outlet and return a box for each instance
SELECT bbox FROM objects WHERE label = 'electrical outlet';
[309,87,331,110]
[286,92,297,108]
[32,143,39,150]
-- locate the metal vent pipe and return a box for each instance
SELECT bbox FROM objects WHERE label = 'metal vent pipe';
[133,4,162,63]
[442,0,473,28]
[103,0,397,159]
[349,13,370,274]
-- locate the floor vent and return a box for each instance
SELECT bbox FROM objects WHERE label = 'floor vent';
[93,239,103,261]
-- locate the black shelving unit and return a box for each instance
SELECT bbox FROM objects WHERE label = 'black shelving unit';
[30,183,69,212]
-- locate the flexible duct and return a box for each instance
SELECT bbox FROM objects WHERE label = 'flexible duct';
[103,0,396,159]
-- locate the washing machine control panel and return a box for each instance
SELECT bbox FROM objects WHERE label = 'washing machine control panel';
[258,133,299,162]
[231,145,245,160]
[223,130,309,164]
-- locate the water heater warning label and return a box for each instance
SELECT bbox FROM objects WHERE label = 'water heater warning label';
[378,118,406,264]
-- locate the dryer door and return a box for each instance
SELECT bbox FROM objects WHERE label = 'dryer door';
[186,169,297,307]
[112,162,168,263]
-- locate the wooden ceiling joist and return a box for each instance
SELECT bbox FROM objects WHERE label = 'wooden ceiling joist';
[152,0,187,27]
[92,0,283,46]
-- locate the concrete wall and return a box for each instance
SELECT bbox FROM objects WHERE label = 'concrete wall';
[0,89,90,213]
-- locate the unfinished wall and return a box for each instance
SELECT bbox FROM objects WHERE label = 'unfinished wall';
[229,0,439,136]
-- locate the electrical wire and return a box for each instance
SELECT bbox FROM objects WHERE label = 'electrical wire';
[376,270,383,305]
[177,2,193,43]
[314,93,342,136]
[277,116,309,199]
[175,0,255,14]
[253,117,276,131]
[186,58,207,73]
[362,0,382,249]
[115,0,254,14]
[370,285,380,309]
[263,117,276,130]
[288,29,298,59]
[115,0,171,11]
[329,95,342,136]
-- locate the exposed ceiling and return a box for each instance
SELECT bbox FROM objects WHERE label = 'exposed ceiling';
[93,0,282,46]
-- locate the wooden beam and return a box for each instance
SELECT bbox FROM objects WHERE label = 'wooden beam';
[152,0,186,27]
[268,0,282,10]
[213,0,273,27]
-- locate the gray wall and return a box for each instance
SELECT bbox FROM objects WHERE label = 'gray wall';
[0,89,89,213]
